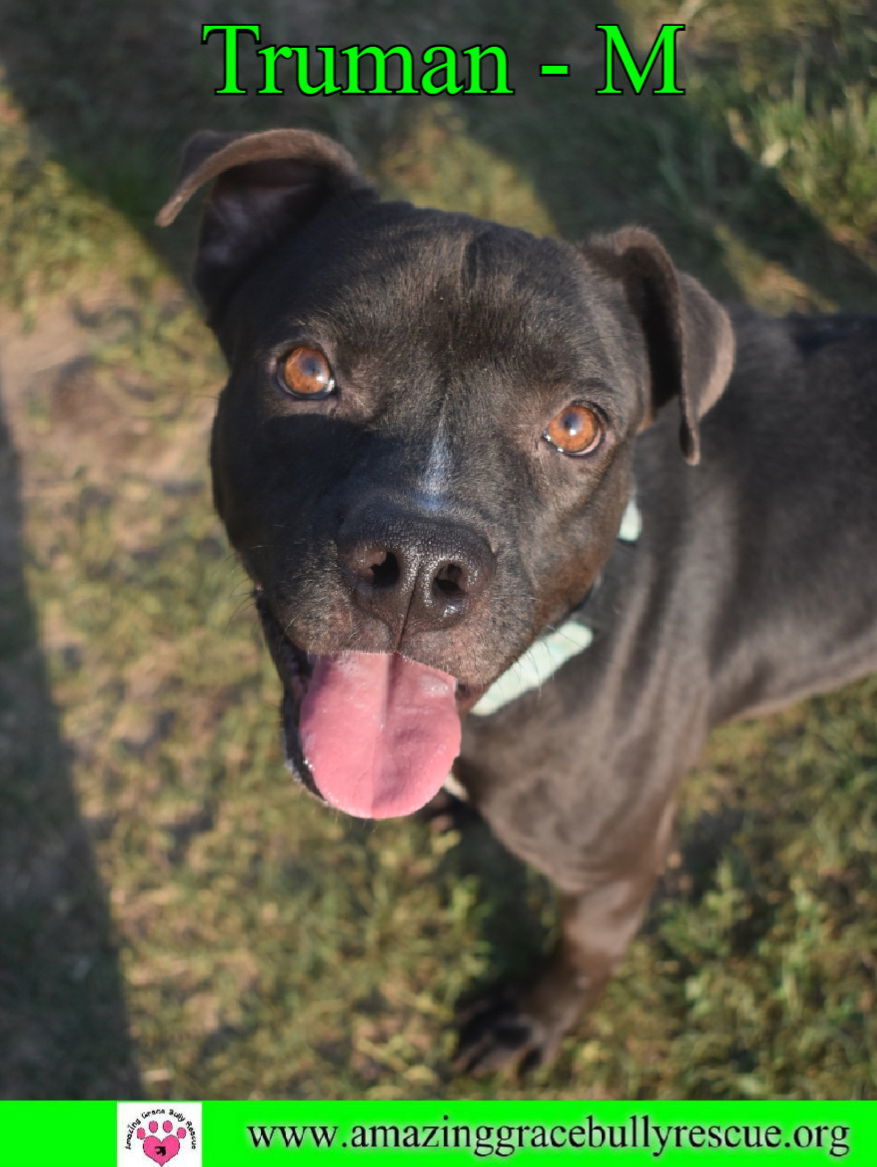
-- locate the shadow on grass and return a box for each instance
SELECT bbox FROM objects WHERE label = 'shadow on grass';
[0,391,139,1099]
[429,800,745,1016]
[443,801,553,979]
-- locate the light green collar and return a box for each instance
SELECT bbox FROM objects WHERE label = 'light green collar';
[470,497,641,717]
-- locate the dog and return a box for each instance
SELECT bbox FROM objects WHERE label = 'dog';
[157,128,877,1073]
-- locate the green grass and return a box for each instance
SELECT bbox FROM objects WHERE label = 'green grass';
[0,0,875,1100]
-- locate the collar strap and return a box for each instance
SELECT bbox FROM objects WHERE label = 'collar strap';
[470,497,641,717]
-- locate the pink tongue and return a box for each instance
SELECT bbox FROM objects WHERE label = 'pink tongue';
[299,651,461,819]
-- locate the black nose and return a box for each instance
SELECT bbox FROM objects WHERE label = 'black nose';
[337,505,495,632]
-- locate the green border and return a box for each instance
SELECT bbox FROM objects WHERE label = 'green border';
[2,1101,875,1165]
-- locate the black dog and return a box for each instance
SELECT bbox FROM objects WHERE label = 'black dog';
[158,128,877,1072]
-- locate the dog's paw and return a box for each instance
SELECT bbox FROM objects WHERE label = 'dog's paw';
[454,986,559,1077]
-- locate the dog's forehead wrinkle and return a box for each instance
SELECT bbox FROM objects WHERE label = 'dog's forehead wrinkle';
[316,211,582,325]
[265,214,623,401]
[242,205,624,391]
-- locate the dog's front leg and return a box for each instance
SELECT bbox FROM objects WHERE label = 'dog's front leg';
[456,801,676,1076]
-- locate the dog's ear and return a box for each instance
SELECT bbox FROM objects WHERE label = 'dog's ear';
[155,128,374,318]
[585,227,735,464]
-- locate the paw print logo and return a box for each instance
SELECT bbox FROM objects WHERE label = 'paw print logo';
[136,1119,188,1163]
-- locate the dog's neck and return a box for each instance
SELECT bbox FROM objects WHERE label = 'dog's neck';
[470,496,641,717]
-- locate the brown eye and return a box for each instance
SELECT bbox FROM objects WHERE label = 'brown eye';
[279,347,335,398]
[543,404,603,456]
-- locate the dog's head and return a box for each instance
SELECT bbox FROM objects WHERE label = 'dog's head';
[158,128,734,819]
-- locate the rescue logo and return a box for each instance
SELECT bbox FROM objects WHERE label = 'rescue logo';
[117,1103,201,1167]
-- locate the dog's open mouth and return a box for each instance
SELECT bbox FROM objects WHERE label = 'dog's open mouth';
[255,593,464,820]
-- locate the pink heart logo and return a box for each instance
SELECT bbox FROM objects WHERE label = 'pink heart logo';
[142,1135,181,1164]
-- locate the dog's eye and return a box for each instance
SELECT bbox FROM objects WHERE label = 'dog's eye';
[278,347,335,399]
[543,404,603,456]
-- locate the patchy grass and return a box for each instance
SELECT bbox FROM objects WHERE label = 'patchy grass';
[0,0,875,1100]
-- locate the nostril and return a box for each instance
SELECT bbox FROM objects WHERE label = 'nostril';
[370,550,399,589]
[343,541,402,589]
[433,561,468,600]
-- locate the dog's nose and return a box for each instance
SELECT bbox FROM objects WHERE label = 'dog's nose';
[337,509,495,632]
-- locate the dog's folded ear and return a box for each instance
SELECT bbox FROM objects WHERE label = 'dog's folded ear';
[585,227,735,464]
[155,128,375,319]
